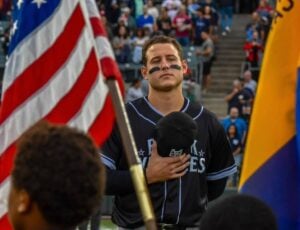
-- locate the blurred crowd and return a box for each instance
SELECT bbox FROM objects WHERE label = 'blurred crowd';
[97,0,236,101]
[222,0,275,187]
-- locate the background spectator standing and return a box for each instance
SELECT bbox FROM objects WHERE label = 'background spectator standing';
[146,0,159,22]
[134,0,146,20]
[104,0,121,27]
[225,79,254,123]
[136,5,155,32]
[182,77,201,103]
[221,106,248,146]
[156,7,174,36]
[245,12,265,45]
[192,8,210,45]
[150,22,164,37]
[255,0,273,18]
[162,0,182,21]
[226,124,242,186]
[221,108,247,187]
[112,25,132,64]
[186,0,200,19]
[98,3,106,17]
[199,0,218,11]
[241,3,273,85]
[216,0,234,36]
[202,5,213,33]
[254,0,274,45]
[131,28,150,64]
[172,5,192,47]
[118,7,137,36]
[196,29,215,92]
[202,4,219,42]
[258,14,272,46]
[241,70,257,95]
[125,79,144,102]
[243,30,264,81]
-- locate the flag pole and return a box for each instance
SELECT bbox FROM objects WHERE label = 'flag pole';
[106,79,157,230]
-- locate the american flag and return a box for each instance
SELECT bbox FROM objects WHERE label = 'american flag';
[0,0,124,228]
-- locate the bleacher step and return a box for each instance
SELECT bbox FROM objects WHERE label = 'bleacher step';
[202,14,249,118]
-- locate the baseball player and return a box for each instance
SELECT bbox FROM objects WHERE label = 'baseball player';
[101,35,236,229]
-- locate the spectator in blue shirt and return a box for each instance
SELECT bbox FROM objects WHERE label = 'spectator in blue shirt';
[221,106,247,145]
[136,5,155,31]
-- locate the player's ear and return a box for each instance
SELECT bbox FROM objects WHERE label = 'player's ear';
[141,66,148,80]
[16,189,32,213]
[181,60,188,75]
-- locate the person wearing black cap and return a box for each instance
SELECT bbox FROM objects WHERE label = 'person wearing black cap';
[101,35,236,229]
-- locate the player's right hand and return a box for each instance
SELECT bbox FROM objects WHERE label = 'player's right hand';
[145,141,190,184]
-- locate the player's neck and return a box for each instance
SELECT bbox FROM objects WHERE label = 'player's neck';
[148,90,185,115]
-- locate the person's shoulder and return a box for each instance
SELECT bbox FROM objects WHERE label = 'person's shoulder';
[207,38,214,45]
[202,107,220,122]
[126,97,145,108]
[242,87,254,98]
[184,100,203,117]
[251,79,257,85]
[221,116,230,123]
[186,101,218,122]
[237,117,247,125]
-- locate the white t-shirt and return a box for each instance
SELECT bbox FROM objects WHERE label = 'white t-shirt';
[126,87,144,102]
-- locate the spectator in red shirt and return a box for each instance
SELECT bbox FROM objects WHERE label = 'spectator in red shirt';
[172,5,192,46]
[243,30,264,73]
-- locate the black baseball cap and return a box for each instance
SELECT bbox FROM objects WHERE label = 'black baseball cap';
[154,112,198,157]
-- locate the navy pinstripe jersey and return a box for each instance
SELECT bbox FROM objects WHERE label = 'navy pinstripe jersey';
[101,97,236,228]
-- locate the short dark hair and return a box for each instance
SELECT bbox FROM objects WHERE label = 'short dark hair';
[199,194,278,230]
[12,121,105,228]
[142,35,183,65]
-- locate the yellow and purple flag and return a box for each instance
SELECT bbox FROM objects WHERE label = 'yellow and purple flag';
[239,1,300,229]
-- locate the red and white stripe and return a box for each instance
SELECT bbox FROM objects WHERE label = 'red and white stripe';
[0,0,123,226]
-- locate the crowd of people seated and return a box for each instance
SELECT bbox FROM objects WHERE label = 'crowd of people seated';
[243,0,274,81]
[97,0,239,102]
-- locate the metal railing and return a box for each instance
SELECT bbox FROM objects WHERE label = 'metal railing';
[183,46,203,85]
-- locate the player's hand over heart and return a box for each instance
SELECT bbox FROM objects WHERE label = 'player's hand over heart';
[145,141,190,184]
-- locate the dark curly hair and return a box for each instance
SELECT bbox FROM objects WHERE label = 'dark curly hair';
[142,35,184,65]
[200,194,278,230]
[11,121,105,228]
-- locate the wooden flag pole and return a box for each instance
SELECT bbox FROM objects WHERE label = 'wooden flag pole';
[106,79,157,230]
